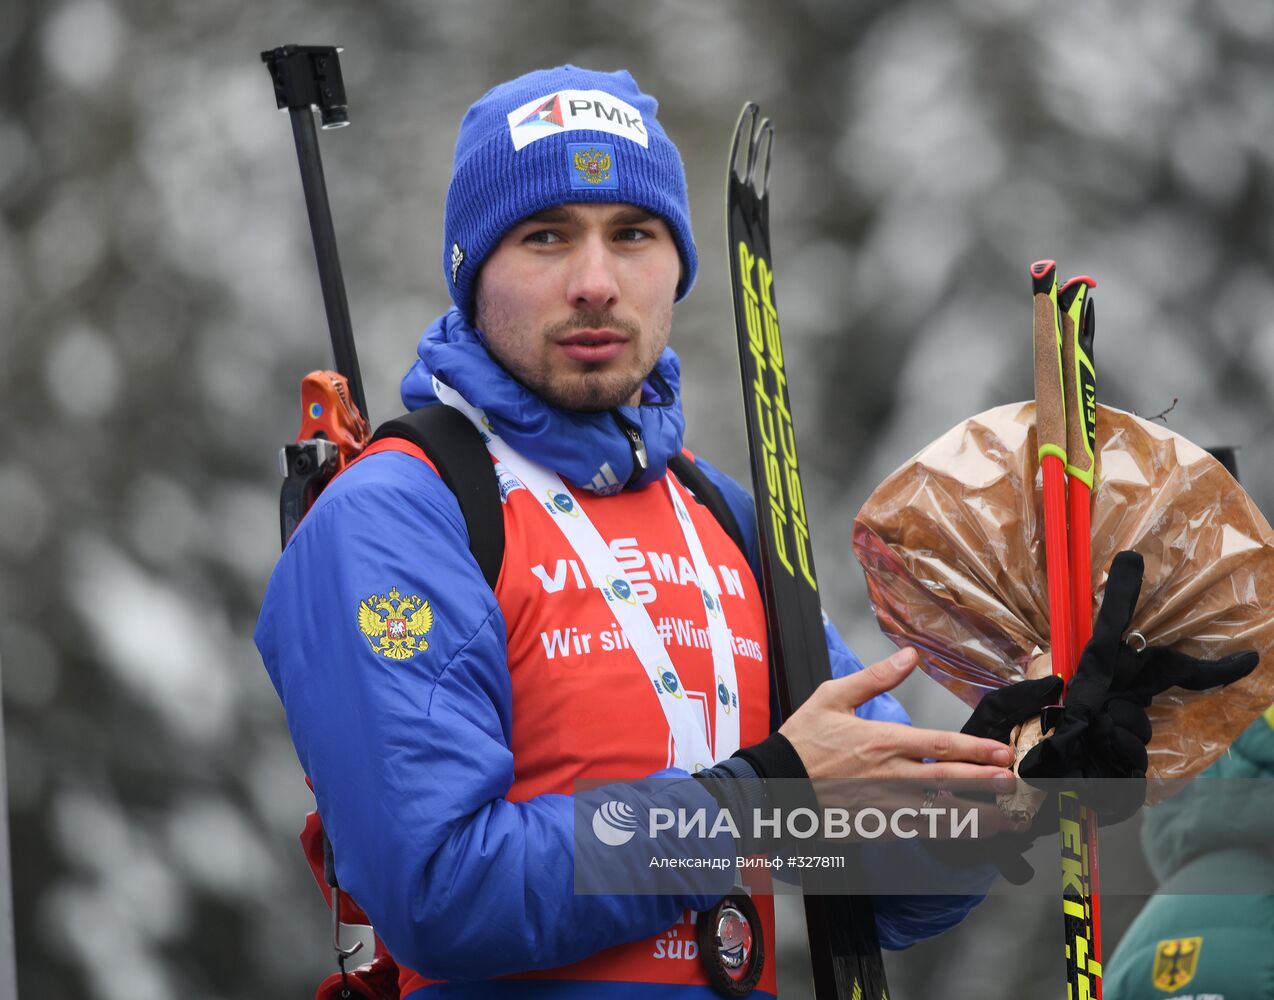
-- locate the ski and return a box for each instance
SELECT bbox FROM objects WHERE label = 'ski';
[726,103,890,1000]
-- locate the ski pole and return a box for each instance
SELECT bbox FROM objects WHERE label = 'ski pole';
[1059,275,1103,996]
[261,43,368,420]
[1031,260,1076,680]
[1059,276,1097,664]
[1032,260,1099,998]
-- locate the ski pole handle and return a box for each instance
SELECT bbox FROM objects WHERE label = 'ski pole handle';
[1060,276,1097,648]
[261,44,369,421]
[1060,277,1097,493]
[1032,260,1068,470]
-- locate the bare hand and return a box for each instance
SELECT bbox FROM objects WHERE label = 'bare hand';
[779,648,1017,786]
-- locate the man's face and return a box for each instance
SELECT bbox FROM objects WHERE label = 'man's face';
[473,202,681,412]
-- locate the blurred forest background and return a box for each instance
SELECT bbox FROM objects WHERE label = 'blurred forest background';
[3,0,1273,997]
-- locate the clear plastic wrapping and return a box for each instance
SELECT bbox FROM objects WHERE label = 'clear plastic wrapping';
[853,402,1274,784]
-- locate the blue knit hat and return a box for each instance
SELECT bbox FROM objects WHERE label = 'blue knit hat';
[443,65,698,318]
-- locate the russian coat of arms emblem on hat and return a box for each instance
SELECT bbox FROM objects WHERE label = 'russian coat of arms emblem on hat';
[568,143,617,190]
[573,147,612,184]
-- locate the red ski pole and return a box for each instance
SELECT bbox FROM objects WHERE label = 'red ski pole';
[1060,274,1102,996]
[1031,260,1076,678]
[1032,260,1100,998]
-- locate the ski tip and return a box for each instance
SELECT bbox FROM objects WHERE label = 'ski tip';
[729,102,773,197]
[752,117,774,195]
[730,103,761,182]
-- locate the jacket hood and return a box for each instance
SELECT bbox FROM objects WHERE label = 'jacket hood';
[400,308,686,494]
[1141,707,1274,882]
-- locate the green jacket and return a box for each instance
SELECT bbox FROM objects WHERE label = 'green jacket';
[1104,707,1274,999]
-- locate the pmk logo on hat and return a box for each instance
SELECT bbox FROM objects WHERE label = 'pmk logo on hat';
[506,89,648,151]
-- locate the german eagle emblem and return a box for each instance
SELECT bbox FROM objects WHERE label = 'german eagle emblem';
[572,147,612,185]
[357,586,434,660]
[1152,936,1201,991]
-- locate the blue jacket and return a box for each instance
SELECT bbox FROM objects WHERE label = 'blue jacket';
[255,308,987,993]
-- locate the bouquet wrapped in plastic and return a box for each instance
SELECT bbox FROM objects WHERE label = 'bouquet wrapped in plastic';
[853,402,1274,787]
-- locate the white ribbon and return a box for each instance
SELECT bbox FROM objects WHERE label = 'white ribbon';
[433,379,740,770]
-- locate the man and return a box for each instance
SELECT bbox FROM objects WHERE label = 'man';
[255,66,1170,997]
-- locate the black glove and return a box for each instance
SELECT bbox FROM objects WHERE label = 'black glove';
[927,675,1065,884]
[1019,550,1259,821]
[960,674,1064,742]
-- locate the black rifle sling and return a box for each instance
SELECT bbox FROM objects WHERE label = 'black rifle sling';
[371,407,746,589]
[371,405,504,589]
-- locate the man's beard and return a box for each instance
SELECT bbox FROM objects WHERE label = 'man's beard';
[523,365,649,412]
[475,304,669,413]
